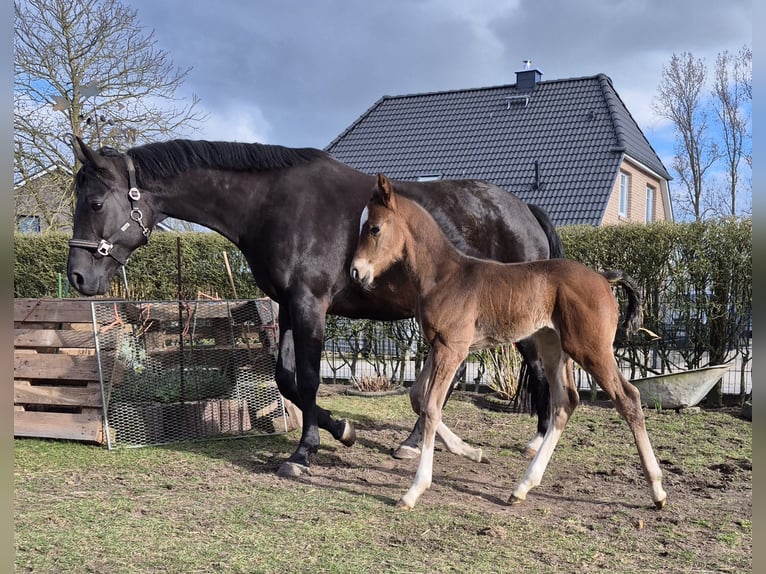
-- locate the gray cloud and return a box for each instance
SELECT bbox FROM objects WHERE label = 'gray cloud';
[125,0,751,151]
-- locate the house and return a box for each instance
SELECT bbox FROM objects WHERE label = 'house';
[14,165,74,233]
[325,67,672,227]
[14,165,176,234]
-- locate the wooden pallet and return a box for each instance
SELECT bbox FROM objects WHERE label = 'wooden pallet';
[14,298,300,444]
[14,298,111,444]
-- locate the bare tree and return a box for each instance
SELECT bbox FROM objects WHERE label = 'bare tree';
[712,47,752,217]
[14,0,207,231]
[653,52,719,221]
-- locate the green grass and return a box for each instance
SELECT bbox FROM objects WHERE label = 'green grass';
[15,391,751,573]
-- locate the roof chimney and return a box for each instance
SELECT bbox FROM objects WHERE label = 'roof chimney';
[516,60,542,91]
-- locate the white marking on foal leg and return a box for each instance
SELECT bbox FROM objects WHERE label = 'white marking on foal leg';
[524,432,544,458]
[635,430,667,509]
[436,421,486,463]
[398,430,435,510]
[393,357,432,460]
[510,424,564,503]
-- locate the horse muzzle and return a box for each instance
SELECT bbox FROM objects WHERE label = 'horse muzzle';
[350,261,373,289]
[67,249,120,296]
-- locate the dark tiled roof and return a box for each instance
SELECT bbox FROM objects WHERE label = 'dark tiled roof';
[325,73,670,227]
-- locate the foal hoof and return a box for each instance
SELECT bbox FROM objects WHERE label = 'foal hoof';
[508,494,525,505]
[391,445,420,460]
[654,497,667,510]
[277,461,312,478]
[395,498,414,511]
[339,419,356,447]
[523,447,538,459]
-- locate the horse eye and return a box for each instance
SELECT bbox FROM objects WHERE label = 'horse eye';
[369,225,381,237]
[91,202,104,212]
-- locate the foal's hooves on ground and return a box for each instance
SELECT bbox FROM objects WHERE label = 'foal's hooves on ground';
[391,445,420,460]
[654,498,667,510]
[395,499,413,511]
[508,494,524,505]
[277,461,312,478]
[339,419,356,447]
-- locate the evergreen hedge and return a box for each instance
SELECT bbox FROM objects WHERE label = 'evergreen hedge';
[14,218,751,400]
[14,231,263,300]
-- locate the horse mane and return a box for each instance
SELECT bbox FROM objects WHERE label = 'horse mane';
[117,139,328,180]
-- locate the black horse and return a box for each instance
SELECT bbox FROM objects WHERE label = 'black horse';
[67,136,562,477]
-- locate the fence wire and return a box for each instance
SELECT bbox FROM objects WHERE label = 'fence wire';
[92,299,286,449]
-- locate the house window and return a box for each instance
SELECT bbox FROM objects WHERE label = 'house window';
[645,186,656,222]
[17,215,40,233]
[619,173,630,217]
[417,174,441,182]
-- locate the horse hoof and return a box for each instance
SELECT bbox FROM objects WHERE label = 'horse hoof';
[277,461,311,478]
[508,494,524,505]
[654,497,667,510]
[391,445,420,460]
[395,499,413,511]
[339,419,356,447]
[480,453,491,464]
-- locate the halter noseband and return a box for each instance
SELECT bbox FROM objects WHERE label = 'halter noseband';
[68,153,152,265]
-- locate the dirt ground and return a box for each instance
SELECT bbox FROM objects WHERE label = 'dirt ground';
[289,384,752,566]
[303,385,749,505]
[13,383,751,573]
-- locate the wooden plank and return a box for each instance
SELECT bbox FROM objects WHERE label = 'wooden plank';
[14,380,102,408]
[14,328,96,349]
[14,409,105,444]
[14,351,100,381]
[14,298,95,324]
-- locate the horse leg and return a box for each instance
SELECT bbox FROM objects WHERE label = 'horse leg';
[393,362,483,463]
[516,338,549,457]
[391,362,472,459]
[274,302,356,478]
[434,421,488,463]
[588,358,667,509]
[510,335,578,504]
[398,343,464,510]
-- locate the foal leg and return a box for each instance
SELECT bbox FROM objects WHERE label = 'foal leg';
[516,338,550,457]
[391,359,468,460]
[592,361,667,509]
[398,344,464,510]
[434,421,487,463]
[391,354,433,459]
[510,340,579,504]
[393,361,484,462]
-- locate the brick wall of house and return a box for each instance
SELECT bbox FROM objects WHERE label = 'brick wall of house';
[602,159,668,225]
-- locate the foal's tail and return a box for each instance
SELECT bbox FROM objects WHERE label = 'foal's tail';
[601,270,643,334]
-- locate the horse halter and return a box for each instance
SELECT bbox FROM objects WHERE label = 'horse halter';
[68,154,152,265]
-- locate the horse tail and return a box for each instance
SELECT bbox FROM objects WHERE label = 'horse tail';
[515,203,562,424]
[602,270,643,334]
[528,203,565,259]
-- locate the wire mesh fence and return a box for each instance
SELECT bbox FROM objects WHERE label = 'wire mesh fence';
[90,296,751,448]
[92,299,286,448]
[322,317,752,397]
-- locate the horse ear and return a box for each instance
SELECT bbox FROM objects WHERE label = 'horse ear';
[376,173,397,210]
[73,135,106,169]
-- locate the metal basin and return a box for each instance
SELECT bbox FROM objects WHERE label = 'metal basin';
[630,363,732,410]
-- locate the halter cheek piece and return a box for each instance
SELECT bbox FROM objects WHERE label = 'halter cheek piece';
[68,154,152,265]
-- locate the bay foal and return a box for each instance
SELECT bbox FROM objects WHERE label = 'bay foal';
[350,174,667,510]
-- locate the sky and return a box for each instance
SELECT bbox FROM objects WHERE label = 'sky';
[121,0,752,168]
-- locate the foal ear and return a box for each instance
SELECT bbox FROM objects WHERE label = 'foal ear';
[73,135,107,170]
[375,173,397,210]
